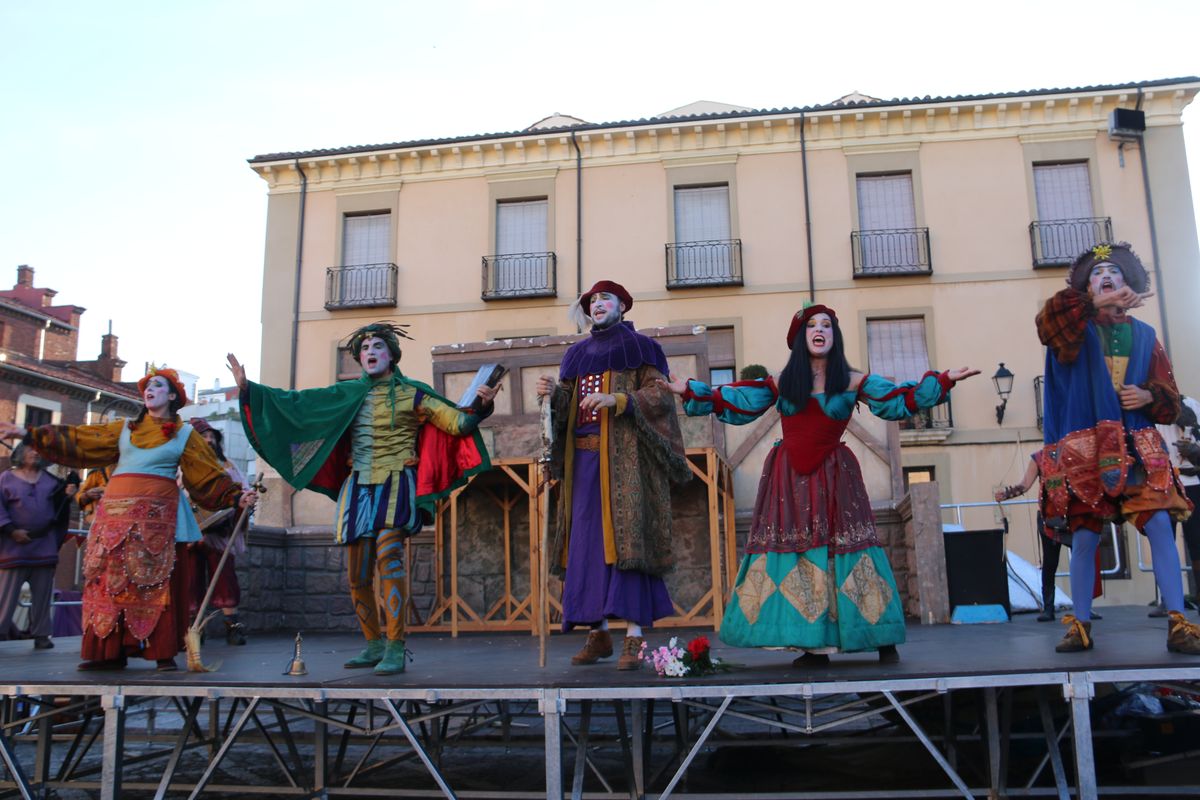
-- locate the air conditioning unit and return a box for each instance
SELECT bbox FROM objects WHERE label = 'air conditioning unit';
[1109,108,1146,142]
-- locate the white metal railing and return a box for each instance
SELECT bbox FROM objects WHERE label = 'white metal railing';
[941,499,1124,578]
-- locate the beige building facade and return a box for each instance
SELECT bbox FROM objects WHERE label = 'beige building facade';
[249,77,1200,609]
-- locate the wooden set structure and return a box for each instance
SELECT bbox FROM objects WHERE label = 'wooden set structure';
[403,326,738,636]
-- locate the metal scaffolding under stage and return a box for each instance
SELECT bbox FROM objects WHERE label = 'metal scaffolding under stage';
[0,606,1198,800]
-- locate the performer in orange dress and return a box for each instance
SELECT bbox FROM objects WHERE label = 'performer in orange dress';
[0,367,256,670]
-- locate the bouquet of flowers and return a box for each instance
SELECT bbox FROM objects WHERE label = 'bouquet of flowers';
[642,635,727,678]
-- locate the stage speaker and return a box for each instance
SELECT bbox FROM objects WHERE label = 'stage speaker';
[1109,108,1146,141]
[943,528,1011,618]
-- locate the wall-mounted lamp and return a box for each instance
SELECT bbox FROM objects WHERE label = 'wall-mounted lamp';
[992,363,1015,425]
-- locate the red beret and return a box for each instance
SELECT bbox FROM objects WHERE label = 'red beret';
[579,280,633,312]
[137,367,190,407]
[786,304,838,350]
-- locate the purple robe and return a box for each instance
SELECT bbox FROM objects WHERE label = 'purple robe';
[557,322,677,630]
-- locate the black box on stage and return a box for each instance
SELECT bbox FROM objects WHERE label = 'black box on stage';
[943,528,1011,619]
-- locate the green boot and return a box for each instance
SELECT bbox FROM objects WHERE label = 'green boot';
[344,638,384,669]
[373,639,407,676]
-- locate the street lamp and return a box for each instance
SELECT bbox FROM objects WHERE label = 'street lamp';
[993,363,1015,425]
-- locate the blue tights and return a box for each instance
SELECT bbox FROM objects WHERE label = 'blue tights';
[1070,511,1184,621]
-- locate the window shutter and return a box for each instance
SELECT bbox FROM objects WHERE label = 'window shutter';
[856,174,916,231]
[496,199,548,255]
[867,318,930,384]
[674,186,732,280]
[343,213,391,266]
[495,199,549,292]
[1033,163,1093,221]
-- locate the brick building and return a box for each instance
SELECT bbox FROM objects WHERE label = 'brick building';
[0,264,141,463]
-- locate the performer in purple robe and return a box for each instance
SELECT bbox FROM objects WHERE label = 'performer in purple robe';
[537,280,691,669]
[0,442,74,649]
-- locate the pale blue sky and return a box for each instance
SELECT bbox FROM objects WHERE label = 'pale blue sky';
[2,0,1198,389]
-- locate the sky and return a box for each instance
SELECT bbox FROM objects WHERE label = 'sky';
[2,0,1199,391]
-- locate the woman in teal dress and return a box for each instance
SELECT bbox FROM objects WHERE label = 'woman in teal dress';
[661,305,978,664]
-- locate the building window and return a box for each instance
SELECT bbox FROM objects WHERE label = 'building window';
[336,346,361,381]
[867,317,930,384]
[1030,162,1111,267]
[903,466,935,491]
[326,211,397,310]
[343,212,391,266]
[867,317,951,432]
[852,173,930,276]
[667,185,742,287]
[482,199,555,299]
[23,405,53,428]
[707,326,736,386]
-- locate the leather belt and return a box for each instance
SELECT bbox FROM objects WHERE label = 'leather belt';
[575,435,601,451]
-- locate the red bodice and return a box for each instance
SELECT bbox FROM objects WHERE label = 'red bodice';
[780,397,852,476]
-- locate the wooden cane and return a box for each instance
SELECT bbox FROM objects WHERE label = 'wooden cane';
[537,394,554,668]
[186,478,264,672]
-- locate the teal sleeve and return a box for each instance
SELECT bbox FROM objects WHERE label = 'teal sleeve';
[682,379,777,425]
[859,371,951,421]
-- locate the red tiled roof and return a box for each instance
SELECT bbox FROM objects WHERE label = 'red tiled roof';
[1,351,139,401]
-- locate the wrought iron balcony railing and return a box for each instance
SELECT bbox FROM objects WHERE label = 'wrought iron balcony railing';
[851,228,932,276]
[325,263,398,310]
[1029,217,1113,267]
[665,239,743,288]
[481,252,557,300]
[898,394,953,432]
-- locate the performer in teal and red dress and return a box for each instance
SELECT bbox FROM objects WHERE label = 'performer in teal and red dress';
[1036,242,1200,654]
[228,321,496,675]
[661,305,978,665]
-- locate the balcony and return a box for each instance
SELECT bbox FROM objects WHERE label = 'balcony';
[851,228,932,277]
[665,239,743,288]
[325,263,398,310]
[1029,217,1113,267]
[481,252,557,300]
[899,395,953,444]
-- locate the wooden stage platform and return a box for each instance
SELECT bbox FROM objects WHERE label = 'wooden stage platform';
[1,605,1197,799]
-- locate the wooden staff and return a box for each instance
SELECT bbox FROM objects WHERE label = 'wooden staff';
[537,393,553,668]
[185,477,265,672]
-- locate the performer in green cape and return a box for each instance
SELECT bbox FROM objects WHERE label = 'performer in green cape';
[227,322,496,675]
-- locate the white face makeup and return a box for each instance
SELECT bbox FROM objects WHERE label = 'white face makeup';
[1088,263,1126,296]
[589,292,624,329]
[143,375,176,415]
[805,313,834,358]
[359,336,395,377]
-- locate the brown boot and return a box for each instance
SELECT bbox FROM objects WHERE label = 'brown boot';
[1055,615,1093,652]
[617,636,644,670]
[1167,611,1200,654]
[570,630,613,665]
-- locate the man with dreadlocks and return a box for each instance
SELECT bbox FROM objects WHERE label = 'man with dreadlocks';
[227,322,496,675]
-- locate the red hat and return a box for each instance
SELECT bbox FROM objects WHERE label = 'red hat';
[137,366,190,407]
[189,417,214,434]
[786,304,838,350]
[579,280,633,313]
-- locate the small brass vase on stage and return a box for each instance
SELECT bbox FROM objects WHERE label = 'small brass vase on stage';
[283,632,308,676]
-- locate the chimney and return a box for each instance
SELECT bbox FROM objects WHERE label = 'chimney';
[101,320,118,358]
[93,322,126,382]
[16,264,33,288]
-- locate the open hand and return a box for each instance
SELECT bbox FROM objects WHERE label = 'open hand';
[0,422,26,440]
[656,374,690,396]
[226,353,248,392]
[10,530,31,544]
[946,367,981,383]
[579,393,617,413]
